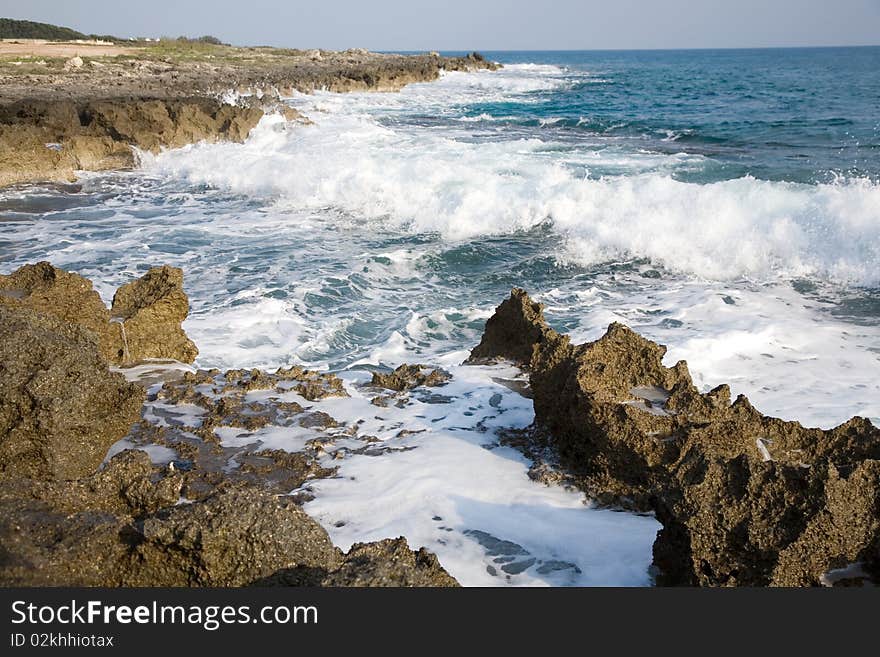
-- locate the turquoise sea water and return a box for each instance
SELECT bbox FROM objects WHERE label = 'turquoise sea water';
[467,48,880,184]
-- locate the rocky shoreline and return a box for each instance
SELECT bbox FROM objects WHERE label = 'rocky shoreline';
[2,264,877,587]
[0,46,497,187]
[470,290,880,586]
[0,263,458,586]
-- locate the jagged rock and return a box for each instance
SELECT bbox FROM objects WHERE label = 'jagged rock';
[0,98,264,187]
[0,261,115,359]
[321,538,460,587]
[467,288,558,368]
[0,306,144,481]
[1,450,182,517]
[473,289,880,586]
[110,265,198,364]
[0,262,198,365]
[83,98,264,153]
[371,364,451,391]
[0,499,138,586]
[0,450,178,586]
[1,453,460,587]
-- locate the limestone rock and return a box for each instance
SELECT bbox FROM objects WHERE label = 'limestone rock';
[322,538,460,587]
[0,261,115,359]
[371,364,451,391]
[129,487,342,586]
[472,289,880,586]
[0,262,198,365]
[111,265,198,364]
[467,288,559,368]
[0,306,144,482]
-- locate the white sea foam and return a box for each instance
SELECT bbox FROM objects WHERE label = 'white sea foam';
[300,365,659,586]
[148,85,880,287]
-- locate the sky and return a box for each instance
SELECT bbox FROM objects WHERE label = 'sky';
[2,0,879,51]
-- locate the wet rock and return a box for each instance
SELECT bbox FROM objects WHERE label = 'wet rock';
[473,289,880,586]
[0,306,144,481]
[110,265,198,364]
[371,364,451,391]
[321,537,460,587]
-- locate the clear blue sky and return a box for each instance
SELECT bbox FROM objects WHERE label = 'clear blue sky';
[2,0,879,50]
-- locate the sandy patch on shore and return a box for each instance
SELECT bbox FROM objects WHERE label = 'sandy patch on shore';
[0,40,137,58]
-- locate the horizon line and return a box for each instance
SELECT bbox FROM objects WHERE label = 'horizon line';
[376,44,880,53]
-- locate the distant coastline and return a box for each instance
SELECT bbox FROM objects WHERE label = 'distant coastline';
[0,35,497,187]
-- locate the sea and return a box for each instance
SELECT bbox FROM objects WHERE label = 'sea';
[2,47,879,586]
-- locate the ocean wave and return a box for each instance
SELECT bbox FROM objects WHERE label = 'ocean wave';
[147,110,880,287]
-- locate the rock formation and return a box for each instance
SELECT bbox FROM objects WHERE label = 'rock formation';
[321,538,460,587]
[0,97,264,187]
[110,265,198,364]
[0,262,197,365]
[0,450,459,587]
[470,289,880,586]
[371,364,451,391]
[0,265,459,587]
[0,305,144,481]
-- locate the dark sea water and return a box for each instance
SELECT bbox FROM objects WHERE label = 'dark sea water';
[1,47,878,586]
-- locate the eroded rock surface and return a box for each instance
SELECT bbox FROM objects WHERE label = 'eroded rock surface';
[371,364,451,391]
[0,305,144,481]
[472,289,880,586]
[0,262,197,365]
[0,97,263,187]
[110,265,198,363]
[322,538,461,587]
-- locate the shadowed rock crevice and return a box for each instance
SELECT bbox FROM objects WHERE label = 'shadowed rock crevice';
[471,289,880,586]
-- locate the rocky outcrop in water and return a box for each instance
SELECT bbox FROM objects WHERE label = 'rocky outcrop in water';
[110,265,198,364]
[371,364,451,391]
[0,262,197,365]
[470,289,880,586]
[0,305,144,481]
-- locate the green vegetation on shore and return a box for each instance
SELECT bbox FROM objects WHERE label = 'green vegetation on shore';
[0,17,111,41]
